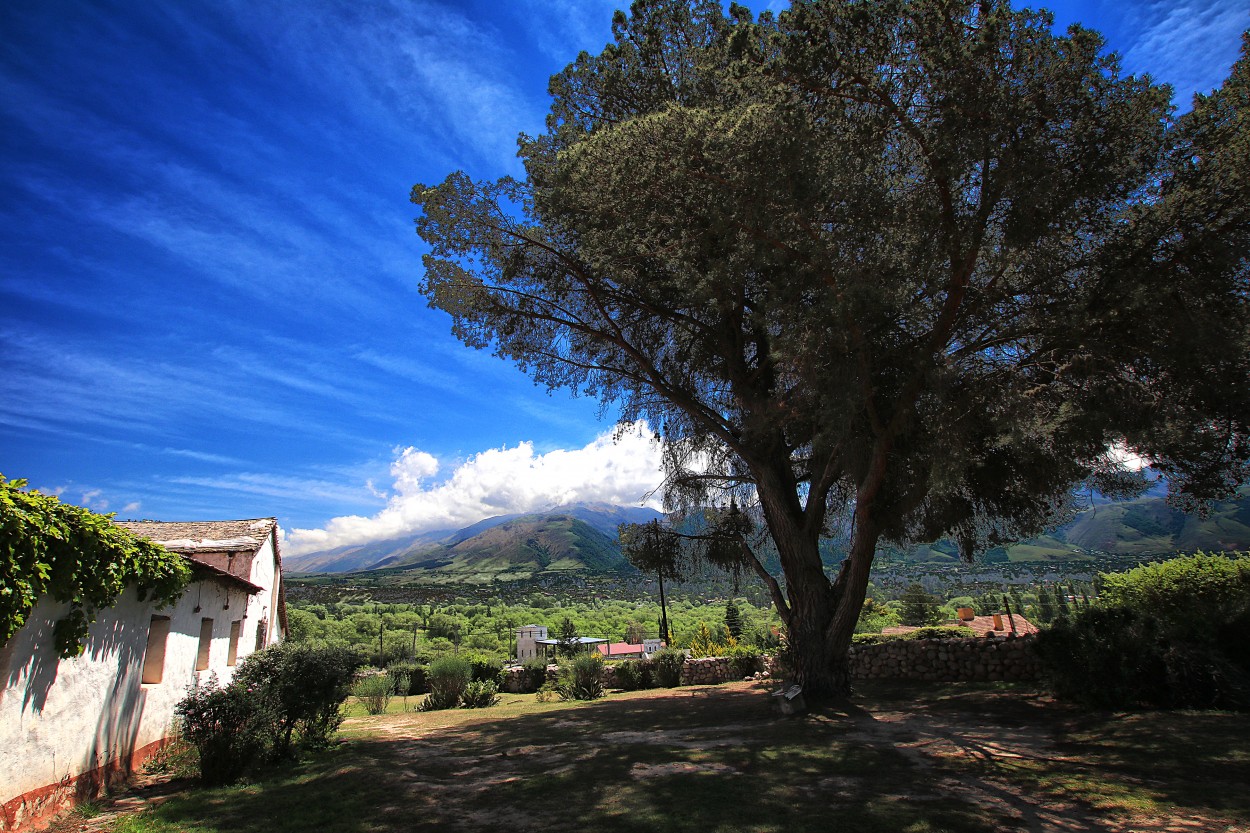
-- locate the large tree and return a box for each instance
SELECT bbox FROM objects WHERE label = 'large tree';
[413,0,1250,697]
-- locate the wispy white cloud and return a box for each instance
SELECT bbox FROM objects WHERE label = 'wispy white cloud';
[0,329,378,448]
[223,0,547,174]
[1121,0,1250,105]
[170,471,385,510]
[284,422,665,554]
[512,0,619,63]
[79,488,107,511]
[162,448,247,466]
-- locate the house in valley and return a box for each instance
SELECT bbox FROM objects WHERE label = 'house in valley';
[0,518,286,832]
[595,639,666,660]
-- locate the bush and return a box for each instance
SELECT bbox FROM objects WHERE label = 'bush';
[651,648,686,688]
[462,651,505,685]
[387,662,427,695]
[353,673,393,715]
[851,627,973,646]
[1035,554,1250,710]
[725,645,763,677]
[1100,552,1250,641]
[614,658,653,691]
[557,653,605,700]
[461,679,500,708]
[421,655,471,711]
[175,675,269,786]
[535,681,559,702]
[516,658,549,693]
[906,626,975,640]
[232,643,361,755]
[1035,606,1174,709]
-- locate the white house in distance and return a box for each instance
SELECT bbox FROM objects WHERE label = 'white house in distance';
[514,624,664,662]
[514,624,606,659]
[0,518,286,833]
[515,624,549,661]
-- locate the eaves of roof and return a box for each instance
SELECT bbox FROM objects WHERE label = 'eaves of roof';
[188,559,265,594]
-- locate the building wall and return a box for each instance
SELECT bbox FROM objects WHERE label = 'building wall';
[243,533,282,650]
[514,625,548,661]
[0,562,277,831]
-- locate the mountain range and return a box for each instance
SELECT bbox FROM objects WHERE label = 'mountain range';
[285,491,1250,579]
[285,503,661,577]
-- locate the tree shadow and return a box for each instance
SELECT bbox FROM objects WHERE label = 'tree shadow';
[2,611,62,713]
[74,613,149,800]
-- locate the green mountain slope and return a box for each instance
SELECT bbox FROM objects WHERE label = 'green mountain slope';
[1057,491,1250,555]
[288,505,654,579]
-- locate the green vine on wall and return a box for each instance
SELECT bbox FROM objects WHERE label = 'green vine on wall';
[1,474,191,657]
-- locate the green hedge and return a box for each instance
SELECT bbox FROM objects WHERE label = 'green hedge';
[1035,552,1250,710]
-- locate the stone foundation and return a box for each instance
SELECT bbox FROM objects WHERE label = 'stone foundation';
[1,737,171,833]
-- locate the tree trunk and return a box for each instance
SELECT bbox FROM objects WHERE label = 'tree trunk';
[774,510,880,701]
[787,599,852,698]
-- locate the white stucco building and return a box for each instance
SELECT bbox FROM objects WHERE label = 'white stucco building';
[514,624,548,661]
[0,518,286,832]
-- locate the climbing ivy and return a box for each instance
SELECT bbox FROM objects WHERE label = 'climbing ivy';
[1,474,191,657]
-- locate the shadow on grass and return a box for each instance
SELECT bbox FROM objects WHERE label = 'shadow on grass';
[135,681,1250,833]
[144,684,1008,833]
[855,679,1250,823]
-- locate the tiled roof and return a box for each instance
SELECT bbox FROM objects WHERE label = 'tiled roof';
[883,614,1039,638]
[117,518,277,553]
[116,517,286,634]
[596,642,646,656]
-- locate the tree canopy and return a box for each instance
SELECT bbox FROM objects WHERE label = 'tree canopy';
[1,474,191,657]
[413,0,1250,696]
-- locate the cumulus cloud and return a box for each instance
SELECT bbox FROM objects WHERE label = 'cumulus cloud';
[284,424,665,555]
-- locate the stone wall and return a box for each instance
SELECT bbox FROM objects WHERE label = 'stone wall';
[847,635,1042,682]
[681,656,744,686]
[498,635,1041,694]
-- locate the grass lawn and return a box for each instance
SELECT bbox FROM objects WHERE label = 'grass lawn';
[62,681,1250,833]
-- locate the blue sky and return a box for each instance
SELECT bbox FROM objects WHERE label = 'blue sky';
[2,0,1246,555]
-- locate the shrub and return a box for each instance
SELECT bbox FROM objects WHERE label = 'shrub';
[461,679,500,708]
[906,626,975,640]
[516,658,549,693]
[353,673,393,715]
[1099,552,1250,642]
[557,653,605,700]
[421,655,471,711]
[614,658,653,691]
[462,651,505,684]
[725,644,763,677]
[1035,606,1174,709]
[1035,555,1250,711]
[651,648,685,688]
[232,643,361,755]
[175,675,269,786]
[387,662,427,695]
[851,627,973,646]
[535,681,559,702]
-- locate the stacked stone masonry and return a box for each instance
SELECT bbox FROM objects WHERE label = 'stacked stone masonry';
[499,636,1041,692]
[848,635,1042,682]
